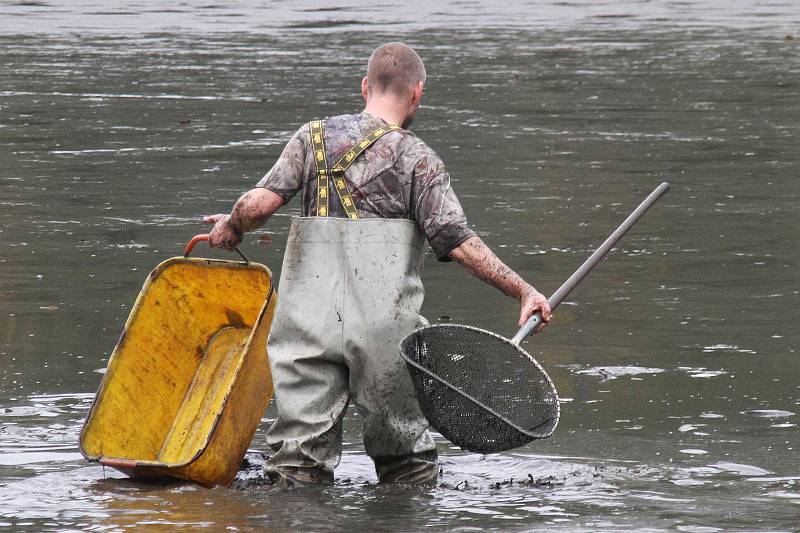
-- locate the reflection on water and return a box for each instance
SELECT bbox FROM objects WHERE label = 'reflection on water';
[1,0,799,530]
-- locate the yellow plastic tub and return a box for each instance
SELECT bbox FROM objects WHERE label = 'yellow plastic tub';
[80,235,277,487]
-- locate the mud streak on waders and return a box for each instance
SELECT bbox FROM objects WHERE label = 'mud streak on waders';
[309,120,401,219]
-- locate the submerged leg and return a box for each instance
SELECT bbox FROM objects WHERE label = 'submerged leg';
[373,450,439,484]
[346,334,438,484]
[264,334,350,485]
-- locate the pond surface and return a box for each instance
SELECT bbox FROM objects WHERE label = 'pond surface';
[1,1,798,531]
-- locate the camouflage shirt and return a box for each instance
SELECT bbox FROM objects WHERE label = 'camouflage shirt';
[256,112,476,261]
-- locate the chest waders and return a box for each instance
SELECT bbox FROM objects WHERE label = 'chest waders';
[263,120,438,484]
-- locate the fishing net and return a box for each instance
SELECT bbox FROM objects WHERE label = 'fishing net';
[400,324,559,454]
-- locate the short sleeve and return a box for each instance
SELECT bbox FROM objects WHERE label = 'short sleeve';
[412,153,477,261]
[255,124,308,204]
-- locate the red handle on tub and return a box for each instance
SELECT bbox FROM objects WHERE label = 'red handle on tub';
[184,234,210,257]
[183,233,249,262]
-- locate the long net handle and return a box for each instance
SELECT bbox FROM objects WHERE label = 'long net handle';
[511,182,670,345]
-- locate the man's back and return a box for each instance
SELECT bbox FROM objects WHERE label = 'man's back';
[257,112,475,260]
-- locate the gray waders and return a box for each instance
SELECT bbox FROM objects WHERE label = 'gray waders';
[263,120,437,485]
[264,217,438,484]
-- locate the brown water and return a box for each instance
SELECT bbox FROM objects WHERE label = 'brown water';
[1,1,799,531]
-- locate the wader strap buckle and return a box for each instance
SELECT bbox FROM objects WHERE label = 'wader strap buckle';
[309,120,401,219]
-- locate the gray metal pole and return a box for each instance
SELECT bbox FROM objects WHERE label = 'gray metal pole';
[511,182,670,345]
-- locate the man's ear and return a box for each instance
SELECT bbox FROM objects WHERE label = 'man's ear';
[411,80,424,105]
[361,76,369,102]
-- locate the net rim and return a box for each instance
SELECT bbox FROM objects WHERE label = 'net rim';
[400,323,561,440]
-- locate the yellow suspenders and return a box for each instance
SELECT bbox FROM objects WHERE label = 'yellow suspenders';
[309,120,400,219]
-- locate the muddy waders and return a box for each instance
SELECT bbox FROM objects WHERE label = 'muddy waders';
[263,121,438,484]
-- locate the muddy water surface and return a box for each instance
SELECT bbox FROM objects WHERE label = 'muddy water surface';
[1,1,799,531]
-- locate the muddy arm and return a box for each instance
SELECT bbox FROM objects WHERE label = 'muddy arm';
[448,236,551,327]
[204,188,283,250]
[229,188,283,233]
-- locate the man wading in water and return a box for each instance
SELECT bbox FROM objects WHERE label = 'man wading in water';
[204,42,552,485]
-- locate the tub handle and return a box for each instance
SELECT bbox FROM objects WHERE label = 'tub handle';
[100,457,138,469]
[184,234,250,263]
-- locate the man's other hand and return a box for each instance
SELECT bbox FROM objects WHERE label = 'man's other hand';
[519,286,552,329]
[203,214,243,250]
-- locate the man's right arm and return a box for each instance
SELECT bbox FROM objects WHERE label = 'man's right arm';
[449,236,552,328]
[407,146,551,328]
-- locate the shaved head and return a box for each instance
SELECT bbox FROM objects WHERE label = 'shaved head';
[366,42,426,97]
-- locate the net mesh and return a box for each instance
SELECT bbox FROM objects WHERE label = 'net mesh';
[400,324,559,454]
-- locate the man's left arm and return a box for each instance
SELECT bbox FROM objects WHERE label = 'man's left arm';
[204,188,283,250]
[203,124,308,249]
